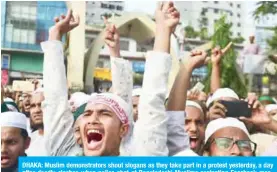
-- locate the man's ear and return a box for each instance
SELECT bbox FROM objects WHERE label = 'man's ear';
[24,137,31,150]
[119,124,129,138]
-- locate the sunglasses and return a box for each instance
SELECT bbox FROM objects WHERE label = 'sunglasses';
[210,137,257,153]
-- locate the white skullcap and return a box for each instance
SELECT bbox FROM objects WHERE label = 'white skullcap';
[265,104,277,113]
[1,112,27,130]
[186,100,203,113]
[4,97,14,102]
[205,117,250,144]
[132,88,142,97]
[69,92,90,109]
[206,88,239,107]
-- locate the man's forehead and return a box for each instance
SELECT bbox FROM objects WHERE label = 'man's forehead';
[1,127,21,136]
[85,103,113,112]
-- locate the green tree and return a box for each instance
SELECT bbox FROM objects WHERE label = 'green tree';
[184,26,198,38]
[199,27,209,40]
[232,36,245,44]
[267,26,277,51]
[204,16,247,97]
[253,1,277,19]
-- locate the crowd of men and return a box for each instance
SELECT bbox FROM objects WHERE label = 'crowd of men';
[1,2,277,172]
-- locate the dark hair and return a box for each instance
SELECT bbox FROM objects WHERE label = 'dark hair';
[20,129,29,140]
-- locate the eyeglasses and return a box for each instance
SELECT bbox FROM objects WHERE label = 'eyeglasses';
[211,137,257,153]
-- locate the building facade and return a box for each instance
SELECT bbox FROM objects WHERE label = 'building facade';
[255,15,277,50]
[86,1,124,26]
[175,1,245,39]
[1,1,67,85]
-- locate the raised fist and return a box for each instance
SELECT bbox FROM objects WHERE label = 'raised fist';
[49,9,80,41]
[155,2,180,33]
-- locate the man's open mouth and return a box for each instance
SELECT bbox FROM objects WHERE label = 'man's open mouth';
[86,129,104,150]
[1,155,10,164]
[25,103,31,109]
[189,136,199,149]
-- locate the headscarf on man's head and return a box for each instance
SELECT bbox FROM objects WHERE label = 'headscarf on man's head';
[259,96,275,104]
[69,92,90,112]
[3,98,19,112]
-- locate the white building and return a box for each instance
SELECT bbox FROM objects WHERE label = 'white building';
[175,1,246,38]
[255,15,277,50]
[86,1,124,25]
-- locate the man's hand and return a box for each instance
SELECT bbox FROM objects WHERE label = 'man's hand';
[239,94,272,126]
[103,17,120,57]
[49,9,80,41]
[187,50,210,71]
[211,42,233,65]
[155,1,180,33]
[208,101,227,121]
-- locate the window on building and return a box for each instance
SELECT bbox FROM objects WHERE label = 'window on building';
[237,14,241,18]
[101,3,108,8]
[214,9,219,13]
[1,54,10,69]
[5,2,37,44]
[214,1,219,4]
[237,23,241,27]
[116,6,123,11]
[230,31,233,36]
[230,12,233,16]
[230,3,233,7]
[214,19,218,23]
[230,22,233,26]
[120,40,129,51]
[109,4,115,10]
[237,32,241,36]
[237,4,241,8]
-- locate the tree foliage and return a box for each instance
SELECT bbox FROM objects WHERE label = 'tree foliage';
[184,26,198,38]
[253,1,277,20]
[232,36,245,44]
[267,26,277,51]
[204,16,247,97]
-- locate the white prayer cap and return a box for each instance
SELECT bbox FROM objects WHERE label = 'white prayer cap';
[205,117,250,144]
[1,112,27,130]
[69,92,90,109]
[186,100,203,114]
[265,104,277,113]
[4,97,14,102]
[132,88,142,97]
[206,88,239,107]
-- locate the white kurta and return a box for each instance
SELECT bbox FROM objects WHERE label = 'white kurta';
[26,130,47,156]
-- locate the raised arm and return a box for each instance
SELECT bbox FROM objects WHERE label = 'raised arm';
[42,10,81,156]
[210,42,232,93]
[103,18,134,155]
[166,50,209,155]
[132,2,179,156]
[103,17,133,106]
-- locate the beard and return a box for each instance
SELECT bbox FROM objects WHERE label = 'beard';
[30,122,44,132]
